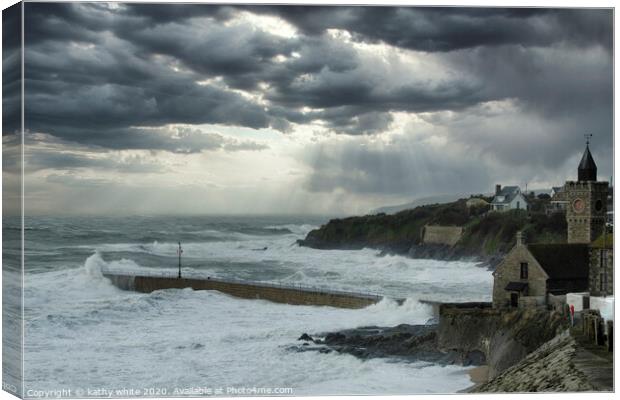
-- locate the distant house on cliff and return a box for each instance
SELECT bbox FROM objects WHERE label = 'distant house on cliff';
[490,185,529,212]
[492,232,589,308]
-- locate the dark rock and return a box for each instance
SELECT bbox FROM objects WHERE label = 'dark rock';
[462,350,486,366]
[323,332,346,344]
[306,324,475,365]
[298,333,315,342]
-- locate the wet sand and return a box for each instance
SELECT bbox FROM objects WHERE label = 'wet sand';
[468,365,489,384]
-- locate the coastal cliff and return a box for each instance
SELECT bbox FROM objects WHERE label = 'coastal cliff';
[298,199,566,265]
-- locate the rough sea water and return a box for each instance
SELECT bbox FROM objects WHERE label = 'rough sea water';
[4,215,493,396]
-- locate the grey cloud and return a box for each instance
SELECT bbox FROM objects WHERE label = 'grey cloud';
[25,43,274,133]
[114,17,298,81]
[302,136,493,196]
[254,7,612,52]
[3,3,22,136]
[223,141,269,152]
[20,0,613,170]
[45,173,110,187]
[435,45,613,168]
[26,151,165,174]
[26,128,268,156]
[322,111,394,136]
[122,5,611,53]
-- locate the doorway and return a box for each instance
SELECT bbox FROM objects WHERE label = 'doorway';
[510,293,519,307]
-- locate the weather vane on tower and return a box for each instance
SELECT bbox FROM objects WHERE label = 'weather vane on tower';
[585,133,592,145]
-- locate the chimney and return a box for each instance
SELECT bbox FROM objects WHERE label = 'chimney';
[495,184,502,195]
[516,231,525,246]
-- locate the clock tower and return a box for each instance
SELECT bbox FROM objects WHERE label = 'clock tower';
[565,138,608,244]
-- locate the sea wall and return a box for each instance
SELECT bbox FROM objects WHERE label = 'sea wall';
[103,273,381,309]
[437,306,568,379]
[422,225,463,246]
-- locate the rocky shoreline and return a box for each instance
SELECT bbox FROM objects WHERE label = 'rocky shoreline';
[292,324,486,367]
[291,307,607,393]
[296,239,504,269]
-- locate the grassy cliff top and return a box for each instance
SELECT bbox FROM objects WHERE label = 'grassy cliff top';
[299,198,567,259]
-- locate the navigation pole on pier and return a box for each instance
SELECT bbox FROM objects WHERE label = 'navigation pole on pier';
[177,242,183,279]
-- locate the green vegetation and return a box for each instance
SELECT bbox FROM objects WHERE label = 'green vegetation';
[457,209,566,257]
[299,199,567,260]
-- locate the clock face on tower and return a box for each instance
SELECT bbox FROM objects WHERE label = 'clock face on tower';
[572,198,585,213]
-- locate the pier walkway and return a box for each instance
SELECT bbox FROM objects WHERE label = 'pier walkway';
[102,268,384,309]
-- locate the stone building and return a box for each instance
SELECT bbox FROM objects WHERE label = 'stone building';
[563,143,608,243]
[492,232,589,308]
[589,233,613,296]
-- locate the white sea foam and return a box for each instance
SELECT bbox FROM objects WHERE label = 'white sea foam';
[264,223,317,236]
[23,256,472,394]
[22,219,491,394]
[76,233,493,301]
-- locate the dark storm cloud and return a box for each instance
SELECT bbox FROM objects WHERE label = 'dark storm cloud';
[256,7,612,52]
[116,5,613,52]
[112,15,298,82]
[3,3,22,136]
[21,1,613,163]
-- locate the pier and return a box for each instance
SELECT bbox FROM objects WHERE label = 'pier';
[101,268,489,311]
[102,270,384,309]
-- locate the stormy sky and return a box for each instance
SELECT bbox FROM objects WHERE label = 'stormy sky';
[3,2,614,215]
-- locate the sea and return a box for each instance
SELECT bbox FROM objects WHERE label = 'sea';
[3,215,493,396]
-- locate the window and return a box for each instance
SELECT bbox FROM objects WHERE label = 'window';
[520,262,528,279]
[595,199,603,211]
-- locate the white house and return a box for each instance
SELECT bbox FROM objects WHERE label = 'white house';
[490,185,529,212]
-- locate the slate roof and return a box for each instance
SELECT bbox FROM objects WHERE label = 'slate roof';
[527,243,589,280]
[579,145,597,171]
[578,145,597,181]
[491,186,525,205]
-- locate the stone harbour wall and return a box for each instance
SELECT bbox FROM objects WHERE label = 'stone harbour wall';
[103,273,381,309]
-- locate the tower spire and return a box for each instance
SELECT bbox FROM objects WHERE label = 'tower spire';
[578,135,597,182]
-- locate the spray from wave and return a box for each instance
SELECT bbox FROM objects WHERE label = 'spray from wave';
[83,251,151,278]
